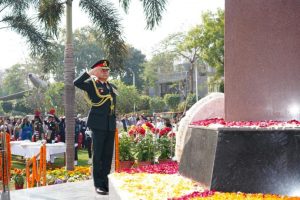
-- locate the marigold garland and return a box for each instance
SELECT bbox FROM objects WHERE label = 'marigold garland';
[0,132,11,185]
[30,156,37,187]
[38,144,46,186]
[115,128,120,171]
[26,144,47,188]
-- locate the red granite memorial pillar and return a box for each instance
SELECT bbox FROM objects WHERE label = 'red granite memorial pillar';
[225,0,300,121]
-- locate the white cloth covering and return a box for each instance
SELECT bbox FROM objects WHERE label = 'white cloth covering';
[10,140,66,163]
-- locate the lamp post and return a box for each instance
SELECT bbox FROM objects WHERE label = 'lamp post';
[195,65,198,101]
[128,68,136,113]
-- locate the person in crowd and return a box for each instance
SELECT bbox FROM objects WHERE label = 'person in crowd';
[5,118,12,135]
[13,119,22,140]
[136,115,146,126]
[85,127,93,165]
[128,114,137,126]
[74,117,81,166]
[33,110,44,141]
[74,59,117,195]
[44,109,60,143]
[156,117,165,129]
[116,117,123,132]
[58,116,66,142]
[20,117,33,140]
[80,119,87,149]
[164,118,173,128]
[121,115,129,132]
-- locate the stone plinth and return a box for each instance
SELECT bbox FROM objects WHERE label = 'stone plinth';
[225,0,300,121]
[176,92,224,161]
[179,126,300,196]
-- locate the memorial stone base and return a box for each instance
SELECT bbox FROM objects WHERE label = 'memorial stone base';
[179,126,300,196]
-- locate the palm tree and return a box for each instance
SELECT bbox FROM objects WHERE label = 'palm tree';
[37,0,167,170]
[0,1,53,67]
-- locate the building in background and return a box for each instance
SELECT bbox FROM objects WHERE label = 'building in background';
[149,61,221,99]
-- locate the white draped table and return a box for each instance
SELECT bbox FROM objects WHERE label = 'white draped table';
[10,140,66,163]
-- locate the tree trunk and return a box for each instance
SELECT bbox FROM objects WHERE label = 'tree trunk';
[64,0,75,171]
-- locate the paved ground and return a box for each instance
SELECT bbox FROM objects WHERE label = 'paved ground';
[9,180,109,200]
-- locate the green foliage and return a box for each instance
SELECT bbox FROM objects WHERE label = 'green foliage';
[137,95,151,111]
[0,103,4,115]
[186,93,197,108]
[219,79,224,93]
[119,132,134,161]
[196,9,224,79]
[143,52,175,89]
[149,97,165,112]
[12,169,25,186]
[75,89,90,117]
[132,134,154,162]
[164,94,181,111]
[142,62,157,88]
[177,93,196,112]
[79,0,127,67]
[2,64,27,96]
[14,99,32,114]
[38,0,65,36]
[45,27,106,81]
[1,101,13,113]
[48,28,146,84]
[177,102,186,113]
[24,89,46,115]
[0,1,53,62]
[44,82,64,116]
[120,46,146,91]
[157,135,175,160]
[110,80,140,114]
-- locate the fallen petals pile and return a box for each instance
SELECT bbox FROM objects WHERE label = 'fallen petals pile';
[183,192,300,200]
[119,161,178,174]
[113,162,300,200]
[191,118,300,128]
[111,173,204,200]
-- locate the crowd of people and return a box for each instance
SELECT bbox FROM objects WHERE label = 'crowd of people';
[0,112,182,144]
[0,109,92,165]
[117,113,182,133]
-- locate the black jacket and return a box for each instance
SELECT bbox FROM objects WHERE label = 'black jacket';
[73,72,117,131]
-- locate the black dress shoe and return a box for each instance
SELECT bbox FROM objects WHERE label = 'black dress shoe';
[95,187,108,195]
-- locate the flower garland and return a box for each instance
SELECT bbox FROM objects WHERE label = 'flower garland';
[31,156,37,187]
[39,144,47,186]
[26,144,47,188]
[115,128,120,171]
[0,132,11,185]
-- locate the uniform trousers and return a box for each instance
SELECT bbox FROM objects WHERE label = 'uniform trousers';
[91,128,115,188]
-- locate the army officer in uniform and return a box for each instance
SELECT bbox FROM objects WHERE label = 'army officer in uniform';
[74,59,117,195]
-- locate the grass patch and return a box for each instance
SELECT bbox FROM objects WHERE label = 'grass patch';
[12,149,91,170]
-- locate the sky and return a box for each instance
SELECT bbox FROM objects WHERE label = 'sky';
[0,0,224,70]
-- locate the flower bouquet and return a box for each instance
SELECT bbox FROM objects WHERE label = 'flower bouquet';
[12,168,25,189]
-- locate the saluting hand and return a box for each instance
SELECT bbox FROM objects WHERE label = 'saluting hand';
[88,68,100,76]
